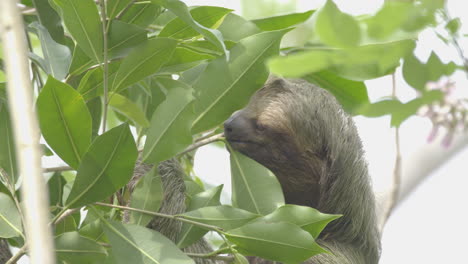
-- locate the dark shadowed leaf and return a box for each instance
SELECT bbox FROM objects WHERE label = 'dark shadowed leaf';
[0,104,17,184]
[52,0,103,63]
[313,0,361,48]
[252,10,315,31]
[86,97,102,139]
[101,220,194,264]
[177,185,223,248]
[129,167,163,226]
[48,172,66,208]
[225,221,325,263]
[112,38,177,93]
[37,77,92,169]
[304,71,369,114]
[31,0,67,44]
[0,193,23,238]
[230,151,284,215]
[142,86,194,164]
[55,232,107,264]
[181,205,259,231]
[191,30,288,134]
[159,6,232,39]
[29,22,71,80]
[65,124,137,208]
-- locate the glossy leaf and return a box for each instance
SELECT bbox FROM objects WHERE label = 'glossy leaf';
[0,193,23,238]
[77,62,121,101]
[159,6,232,39]
[102,220,195,264]
[252,10,315,31]
[142,86,195,164]
[0,104,17,184]
[225,221,325,263]
[192,29,288,134]
[151,0,228,55]
[314,0,361,48]
[120,2,162,28]
[181,205,259,231]
[65,124,138,208]
[304,71,369,114]
[53,0,103,63]
[254,205,341,239]
[37,77,92,169]
[230,151,284,215]
[55,232,107,264]
[29,22,71,80]
[112,38,177,93]
[177,185,223,248]
[129,167,163,226]
[108,20,148,59]
[109,93,150,128]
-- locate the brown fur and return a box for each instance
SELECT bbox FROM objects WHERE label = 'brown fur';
[224,78,381,264]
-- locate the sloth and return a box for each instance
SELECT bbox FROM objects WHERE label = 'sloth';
[131,77,381,264]
[223,78,381,264]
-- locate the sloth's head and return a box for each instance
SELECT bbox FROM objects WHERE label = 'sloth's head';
[224,77,353,206]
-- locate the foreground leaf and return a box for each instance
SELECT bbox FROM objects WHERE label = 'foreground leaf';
[56,231,107,264]
[230,151,284,215]
[53,0,103,63]
[225,221,325,263]
[101,220,194,264]
[37,77,92,169]
[252,10,315,31]
[0,193,23,238]
[65,124,137,208]
[129,167,163,226]
[192,29,288,133]
[0,104,17,184]
[142,86,195,164]
[112,38,177,93]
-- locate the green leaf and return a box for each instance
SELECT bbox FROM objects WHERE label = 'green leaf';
[159,47,215,74]
[86,97,102,139]
[230,151,284,215]
[55,231,107,264]
[151,0,228,56]
[55,214,78,236]
[108,20,148,59]
[77,62,121,101]
[192,30,288,133]
[0,104,17,184]
[101,220,195,264]
[356,99,403,118]
[109,93,150,128]
[52,0,103,63]
[142,86,194,164]
[270,40,415,80]
[391,90,443,127]
[65,124,138,208]
[29,22,72,80]
[365,1,414,39]
[0,193,23,238]
[106,0,133,20]
[181,205,259,231]
[217,13,261,41]
[403,52,457,91]
[304,71,369,114]
[69,46,95,77]
[31,0,67,44]
[225,221,325,263]
[119,2,162,28]
[159,6,232,39]
[177,185,223,248]
[313,0,361,48]
[446,18,461,35]
[254,205,340,239]
[112,38,177,93]
[128,167,163,226]
[48,172,66,208]
[37,77,92,169]
[252,10,315,31]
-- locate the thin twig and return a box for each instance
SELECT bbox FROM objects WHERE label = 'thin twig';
[54,208,80,225]
[381,73,402,229]
[177,133,225,157]
[43,165,73,173]
[5,244,27,264]
[100,0,109,134]
[186,252,234,262]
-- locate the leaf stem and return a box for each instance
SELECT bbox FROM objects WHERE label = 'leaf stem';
[5,244,27,264]
[176,133,225,156]
[100,0,109,134]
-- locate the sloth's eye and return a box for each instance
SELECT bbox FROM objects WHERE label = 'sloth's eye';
[255,121,267,132]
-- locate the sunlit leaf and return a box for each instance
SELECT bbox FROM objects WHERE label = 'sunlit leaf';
[252,10,315,31]
[230,151,284,215]
[37,77,92,169]
[65,124,137,208]
[55,232,107,264]
[218,13,261,41]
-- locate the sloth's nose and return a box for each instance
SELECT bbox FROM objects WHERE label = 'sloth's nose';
[224,111,250,140]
